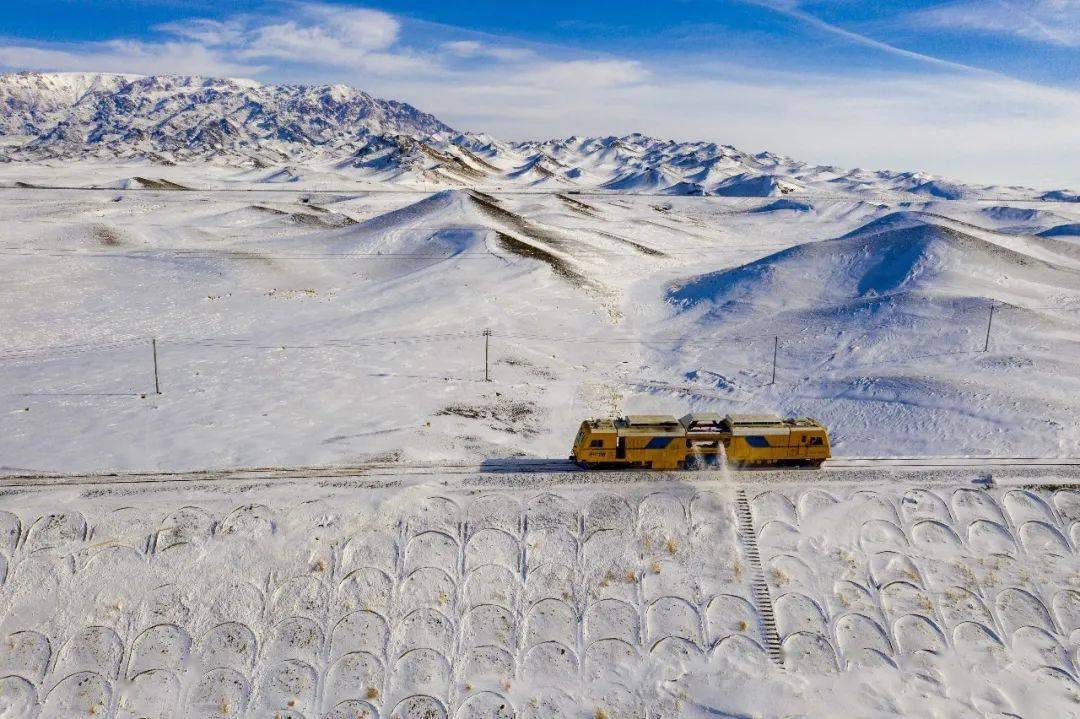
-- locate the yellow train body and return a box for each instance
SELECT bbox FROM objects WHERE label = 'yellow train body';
[570,412,830,469]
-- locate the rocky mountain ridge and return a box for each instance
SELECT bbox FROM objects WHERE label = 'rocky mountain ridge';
[0,72,1070,200]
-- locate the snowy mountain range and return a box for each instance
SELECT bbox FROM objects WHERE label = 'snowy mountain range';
[0,71,1073,200]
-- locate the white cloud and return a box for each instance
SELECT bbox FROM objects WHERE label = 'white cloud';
[441,40,533,61]
[241,20,384,64]
[0,40,262,77]
[916,0,1080,46]
[321,5,402,51]
[442,40,482,57]
[241,4,401,63]
[155,19,247,47]
[159,4,431,74]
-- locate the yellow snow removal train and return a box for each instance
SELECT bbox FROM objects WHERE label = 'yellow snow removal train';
[570,413,830,469]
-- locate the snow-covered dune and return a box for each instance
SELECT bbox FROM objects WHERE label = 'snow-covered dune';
[1041,223,1080,238]
[660,212,1080,456]
[601,167,680,192]
[672,212,1080,310]
[323,190,486,256]
[712,173,802,197]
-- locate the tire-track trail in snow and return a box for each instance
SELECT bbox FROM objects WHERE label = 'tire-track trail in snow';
[3,457,1080,490]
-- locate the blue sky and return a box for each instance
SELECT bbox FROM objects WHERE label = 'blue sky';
[1,1,1078,187]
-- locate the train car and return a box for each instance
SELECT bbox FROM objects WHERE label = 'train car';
[570,415,688,470]
[708,413,831,467]
[570,412,830,469]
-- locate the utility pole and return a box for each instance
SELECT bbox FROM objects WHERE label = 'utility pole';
[152,337,161,394]
[983,301,995,352]
[770,336,778,385]
[483,329,492,382]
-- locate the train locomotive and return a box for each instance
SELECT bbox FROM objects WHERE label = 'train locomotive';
[570,412,830,469]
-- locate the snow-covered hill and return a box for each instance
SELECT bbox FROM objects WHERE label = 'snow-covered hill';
[2,72,1075,201]
[670,212,1080,309]
[663,211,1080,455]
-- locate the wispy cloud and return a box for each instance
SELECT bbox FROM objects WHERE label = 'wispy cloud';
[441,40,533,61]
[0,3,428,77]
[0,40,263,77]
[0,2,645,92]
[0,3,608,81]
[737,0,1003,76]
[914,0,1080,47]
[516,59,648,89]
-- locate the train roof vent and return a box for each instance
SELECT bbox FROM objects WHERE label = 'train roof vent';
[680,412,725,428]
[625,414,681,426]
[681,412,724,423]
[725,413,785,426]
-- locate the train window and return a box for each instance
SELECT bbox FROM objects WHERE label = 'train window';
[745,436,770,448]
[590,439,604,448]
[644,436,673,450]
[809,437,823,445]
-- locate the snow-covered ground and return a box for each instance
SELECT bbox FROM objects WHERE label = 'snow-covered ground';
[4,71,1080,719]
[1,169,1079,474]
[1,466,1080,718]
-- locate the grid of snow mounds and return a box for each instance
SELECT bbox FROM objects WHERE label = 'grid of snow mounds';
[0,481,1078,718]
[753,485,1080,683]
[0,486,755,719]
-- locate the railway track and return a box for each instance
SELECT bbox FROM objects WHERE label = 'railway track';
[825,456,1080,468]
[2,456,1080,489]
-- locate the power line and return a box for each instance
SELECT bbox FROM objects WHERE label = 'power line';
[2,288,1078,365]
[0,331,490,361]
[0,338,150,361]
[7,307,1079,364]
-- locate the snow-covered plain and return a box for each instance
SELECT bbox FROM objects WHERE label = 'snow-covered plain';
[1,170,1079,473]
